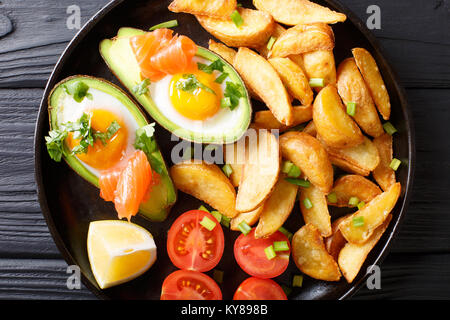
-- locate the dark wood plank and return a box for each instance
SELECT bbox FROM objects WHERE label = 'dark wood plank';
[0,0,449,88]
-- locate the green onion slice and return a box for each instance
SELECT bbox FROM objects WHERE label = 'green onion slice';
[278,226,293,240]
[200,216,217,231]
[210,211,222,223]
[327,192,338,204]
[198,205,210,213]
[348,196,360,207]
[390,158,401,171]
[357,201,366,210]
[273,241,289,252]
[285,178,310,188]
[267,36,276,50]
[309,78,325,88]
[292,275,303,287]
[238,221,252,236]
[383,122,397,135]
[149,19,178,31]
[221,215,231,228]
[303,198,313,209]
[346,102,356,116]
[264,245,277,260]
[222,164,233,178]
[352,216,365,227]
[231,10,244,28]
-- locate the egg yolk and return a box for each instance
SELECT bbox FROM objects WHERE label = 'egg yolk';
[66,109,128,170]
[169,71,222,120]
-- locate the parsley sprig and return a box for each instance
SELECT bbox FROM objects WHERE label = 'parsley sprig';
[133,123,164,174]
[132,78,151,96]
[62,81,93,103]
[197,59,225,74]
[222,81,244,110]
[176,74,216,95]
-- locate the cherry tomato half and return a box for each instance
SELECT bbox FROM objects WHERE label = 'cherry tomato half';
[161,270,222,300]
[233,277,287,300]
[167,210,224,272]
[234,228,290,278]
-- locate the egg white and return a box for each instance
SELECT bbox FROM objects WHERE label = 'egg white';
[57,87,140,177]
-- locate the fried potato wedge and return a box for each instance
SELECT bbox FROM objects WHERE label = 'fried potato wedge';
[292,224,341,281]
[325,215,349,260]
[170,161,237,218]
[352,48,391,120]
[323,136,380,176]
[280,131,333,194]
[236,129,280,212]
[231,205,264,231]
[197,8,274,48]
[313,85,364,149]
[337,58,384,137]
[169,0,236,18]
[270,23,334,58]
[234,47,293,125]
[224,138,247,187]
[339,215,392,283]
[208,39,236,64]
[339,182,400,244]
[252,105,312,132]
[328,175,382,207]
[253,0,346,26]
[302,50,337,91]
[299,184,332,237]
[255,176,298,238]
[373,133,396,191]
[268,57,314,106]
[303,120,317,137]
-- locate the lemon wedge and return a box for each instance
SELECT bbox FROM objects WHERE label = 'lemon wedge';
[87,220,157,289]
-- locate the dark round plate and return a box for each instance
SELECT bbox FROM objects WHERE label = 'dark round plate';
[34,0,415,300]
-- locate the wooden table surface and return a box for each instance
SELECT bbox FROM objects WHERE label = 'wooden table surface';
[0,0,449,300]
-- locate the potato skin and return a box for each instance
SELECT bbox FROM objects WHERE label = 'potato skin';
[328,174,382,207]
[299,184,332,237]
[169,0,237,18]
[373,133,396,191]
[313,84,364,149]
[280,131,333,194]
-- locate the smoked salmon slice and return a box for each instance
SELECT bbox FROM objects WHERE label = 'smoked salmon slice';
[130,28,198,81]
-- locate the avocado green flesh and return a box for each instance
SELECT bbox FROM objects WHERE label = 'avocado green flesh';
[48,76,176,222]
[99,27,251,144]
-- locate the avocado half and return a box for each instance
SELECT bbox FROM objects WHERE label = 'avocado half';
[48,76,177,222]
[99,27,252,144]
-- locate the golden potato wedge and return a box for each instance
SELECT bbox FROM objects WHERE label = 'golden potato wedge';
[339,182,401,244]
[196,8,274,48]
[257,23,286,58]
[170,161,237,218]
[236,129,280,213]
[323,136,380,176]
[223,138,247,187]
[325,215,349,260]
[302,50,337,91]
[208,39,236,64]
[337,58,384,137]
[252,105,312,132]
[231,204,264,231]
[373,133,396,191]
[302,120,317,137]
[339,215,392,283]
[292,224,341,281]
[280,131,333,194]
[234,47,293,125]
[169,0,236,18]
[299,184,332,237]
[268,57,314,106]
[253,0,346,26]
[352,48,391,120]
[313,85,364,149]
[255,176,298,238]
[270,23,334,57]
[328,175,382,207]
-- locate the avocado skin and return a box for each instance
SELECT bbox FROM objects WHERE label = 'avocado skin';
[99,27,251,144]
[48,75,177,222]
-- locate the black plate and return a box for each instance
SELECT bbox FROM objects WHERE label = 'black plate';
[34,0,415,300]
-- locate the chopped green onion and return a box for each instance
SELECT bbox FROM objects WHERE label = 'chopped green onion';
[327,192,338,204]
[281,285,292,296]
[390,158,401,171]
[221,215,231,228]
[281,161,294,174]
[267,36,276,50]
[231,10,244,28]
[348,196,360,207]
[222,164,233,178]
[273,241,289,252]
[264,245,277,260]
[352,216,365,227]
[213,269,224,284]
[215,72,228,84]
[198,205,210,213]
[238,221,252,236]
[346,102,356,116]
[357,201,366,210]
[281,161,301,178]
[292,275,303,288]
[211,211,222,223]
[278,226,293,240]
[220,97,232,109]
[303,198,313,209]
[383,122,397,135]
[200,216,217,231]
[149,19,178,31]
[309,78,325,88]
[285,178,310,188]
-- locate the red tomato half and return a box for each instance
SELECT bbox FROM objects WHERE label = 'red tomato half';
[234,228,290,278]
[161,270,222,300]
[233,277,287,300]
[167,210,224,272]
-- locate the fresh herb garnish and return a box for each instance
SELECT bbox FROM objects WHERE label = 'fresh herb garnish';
[222,81,244,110]
[231,10,244,28]
[63,81,93,103]
[45,129,68,162]
[197,59,225,74]
[132,78,151,96]
[176,74,216,95]
[134,123,164,174]
[215,72,228,84]
[149,19,178,31]
[94,121,121,145]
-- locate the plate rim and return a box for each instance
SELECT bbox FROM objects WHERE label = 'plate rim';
[33,0,416,300]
